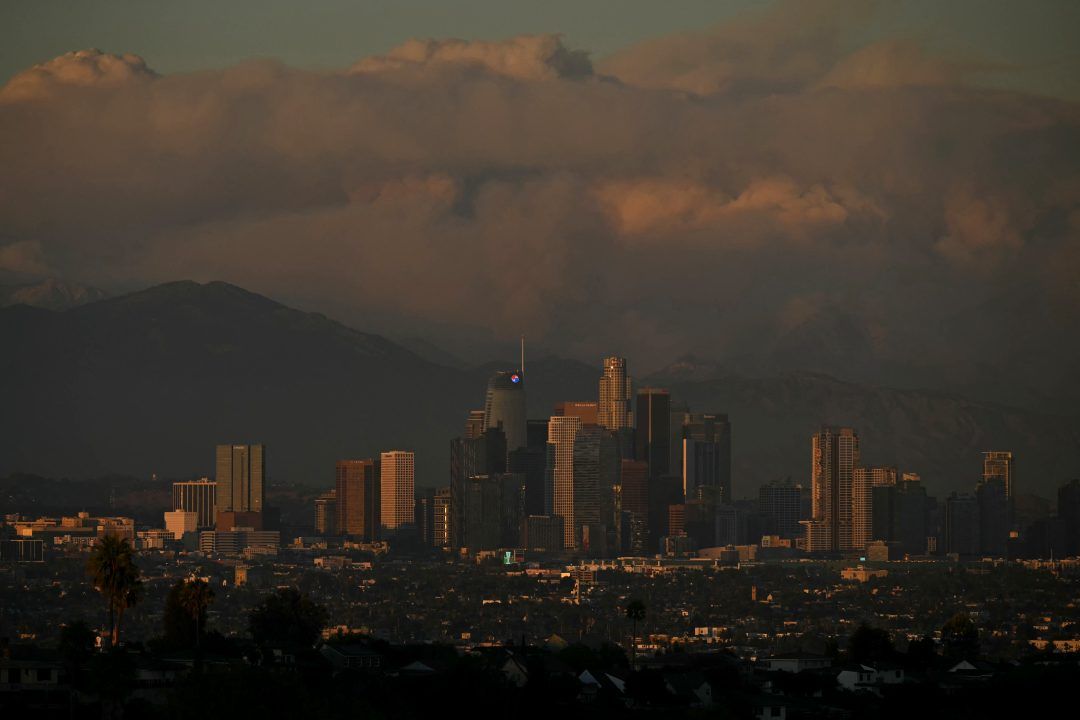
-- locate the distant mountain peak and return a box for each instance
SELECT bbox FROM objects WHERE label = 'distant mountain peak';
[0,277,108,311]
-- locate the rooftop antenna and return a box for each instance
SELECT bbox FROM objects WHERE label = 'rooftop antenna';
[520,334,525,376]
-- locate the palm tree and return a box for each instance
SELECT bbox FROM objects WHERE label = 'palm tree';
[179,577,215,650]
[625,599,646,667]
[87,535,143,648]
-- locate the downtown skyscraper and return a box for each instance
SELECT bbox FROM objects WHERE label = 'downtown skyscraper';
[803,427,859,552]
[484,370,526,452]
[546,414,582,549]
[380,451,415,532]
[634,388,670,480]
[336,459,379,541]
[215,444,265,514]
[598,356,632,430]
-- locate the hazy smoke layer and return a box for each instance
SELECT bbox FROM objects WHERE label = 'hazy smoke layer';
[1,3,1077,404]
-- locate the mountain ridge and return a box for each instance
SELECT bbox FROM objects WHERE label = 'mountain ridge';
[2,280,1077,498]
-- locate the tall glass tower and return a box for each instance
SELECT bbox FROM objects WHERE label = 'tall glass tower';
[484,370,527,452]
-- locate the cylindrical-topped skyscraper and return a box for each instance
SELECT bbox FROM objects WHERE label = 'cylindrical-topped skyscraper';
[484,370,526,452]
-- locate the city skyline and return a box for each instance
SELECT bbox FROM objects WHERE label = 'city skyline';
[1,4,1078,715]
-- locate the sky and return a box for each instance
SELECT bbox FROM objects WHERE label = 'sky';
[3,0,1078,97]
[0,0,1078,399]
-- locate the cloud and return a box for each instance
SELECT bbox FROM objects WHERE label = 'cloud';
[818,39,966,90]
[597,0,871,95]
[0,14,1077,398]
[0,49,156,102]
[349,34,592,81]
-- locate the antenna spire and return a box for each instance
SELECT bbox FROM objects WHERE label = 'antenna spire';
[520,334,525,376]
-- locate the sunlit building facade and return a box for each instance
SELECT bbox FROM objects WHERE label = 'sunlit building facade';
[598,356,632,430]
[380,451,415,532]
[802,427,859,552]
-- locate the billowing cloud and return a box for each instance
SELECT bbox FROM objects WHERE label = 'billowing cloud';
[0,49,156,102]
[818,39,966,90]
[350,34,592,81]
[0,4,1077,405]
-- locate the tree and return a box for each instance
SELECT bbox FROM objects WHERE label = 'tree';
[58,620,96,691]
[180,578,215,650]
[163,578,216,650]
[905,635,937,670]
[248,588,328,648]
[625,599,646,667]
[848,623,894,664]
[942,613,980,659]
[87,535,143,648]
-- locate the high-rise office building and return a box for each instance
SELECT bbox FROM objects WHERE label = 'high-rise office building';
[484,370,527,452]
[546,414,583,549]
[461,473,526,551]
[681,413,732,504]
[599,356,632,431]
[507,431,544,520]
[1056,479,1080,556]
[336,460,378,541]
[433,486,452,548]
[802,427,859,552]
[977,474,1009,556]
[415,487,435,547]
[522,514,564,551]
[450,428,507,549]
[172,478,217,529]
[571,425,620,551]
[945,493,979,556]
[983,451,1015,532]
[619,459,649,553]
[465,409,486,439]
[554,401,599,425]
[314,490,337,536]
[215,445,265,527]
[852,466,897,550]
[635,388,670,480]
[871,474,930,556]
[759,479,805,540]
[380,451,415,532]
[983,451,1014,499]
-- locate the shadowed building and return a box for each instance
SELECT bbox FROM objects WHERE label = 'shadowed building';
[853,466,896,551]
[572,424,620,552]
[759,479,806,540]
[620,459,649,554]
[983,451,1015,531]
[510,418,549,517]
[433,486,451,548]
[450,428,506,549]
[946,493,979,556]
[314,490,337,536]
[635,388,670,481]
[977,474,1009,556]
[1060,479,1080,557]
[465,409,486,439]
[681,413,732,504]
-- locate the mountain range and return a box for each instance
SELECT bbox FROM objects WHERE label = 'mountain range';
[1,280,1077,498]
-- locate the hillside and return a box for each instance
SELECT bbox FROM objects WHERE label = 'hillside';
[1,281,1076,497]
